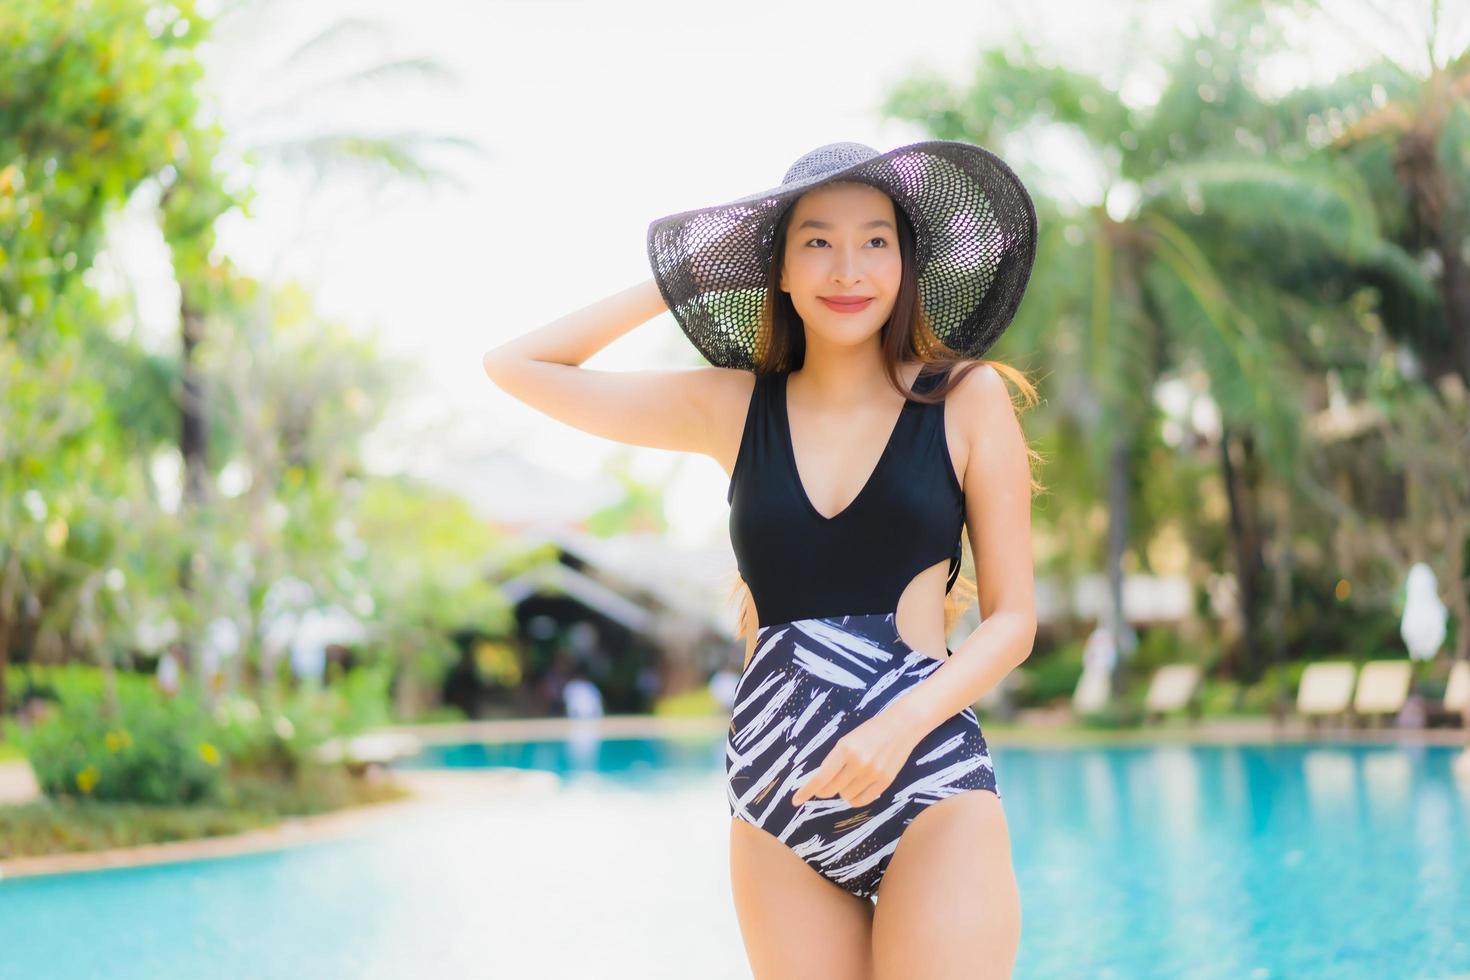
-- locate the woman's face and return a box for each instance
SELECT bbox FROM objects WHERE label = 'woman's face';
[778,181,902,352]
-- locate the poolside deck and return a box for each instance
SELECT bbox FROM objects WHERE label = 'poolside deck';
[374,709,1470,748]
[3,713,1464,881]
[0,767,549,880]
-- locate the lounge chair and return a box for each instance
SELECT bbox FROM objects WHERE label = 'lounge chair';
[1351,660,1413,727]
[1143,663,1203,721]
[1441,659,1469,725]
[1072,664,1112,715]
[1296,662,1357,730]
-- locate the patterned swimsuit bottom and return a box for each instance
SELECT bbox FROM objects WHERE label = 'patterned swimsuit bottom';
[724,611,1001,902]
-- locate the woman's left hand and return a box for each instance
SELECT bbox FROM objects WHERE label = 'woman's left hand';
[791,709,924,808]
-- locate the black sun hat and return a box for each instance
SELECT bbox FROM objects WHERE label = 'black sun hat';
[646,139,1038,371]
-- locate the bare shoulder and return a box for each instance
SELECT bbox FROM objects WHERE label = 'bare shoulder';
[949,361,1016,430]
[948,363,1024,478]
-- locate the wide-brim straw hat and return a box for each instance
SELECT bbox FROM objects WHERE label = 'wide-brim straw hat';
[647,139,1038,371]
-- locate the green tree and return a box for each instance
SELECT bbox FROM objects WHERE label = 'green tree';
[881,0,1421,684]
[157,0,479,689]
[0,0,216,721]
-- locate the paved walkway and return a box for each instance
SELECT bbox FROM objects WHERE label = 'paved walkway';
[0,768,547,880]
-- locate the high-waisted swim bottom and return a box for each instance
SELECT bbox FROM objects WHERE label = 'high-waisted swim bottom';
[725,611,1000,902]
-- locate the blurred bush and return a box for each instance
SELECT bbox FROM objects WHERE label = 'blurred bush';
[6,669,224,805]
[3,663,394,807]
[1013,639,1086,707]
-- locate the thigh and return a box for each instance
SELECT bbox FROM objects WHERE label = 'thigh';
[729,817,876,980]
[870,790,1020,980]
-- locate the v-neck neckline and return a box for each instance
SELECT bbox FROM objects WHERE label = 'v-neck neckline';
[778,366,924,523]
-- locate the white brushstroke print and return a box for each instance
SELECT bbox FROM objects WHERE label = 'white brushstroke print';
[791,710,847,768]
[724,612,1000,900]
[725,714,793,776]
[791,644,868,688]
[856,650,935,710]
[790,619,894,671]
[745,625,790,678]
[732,674,800,750]
[731,669,785,720]
[789,689,829,739]
[913,732,966,765]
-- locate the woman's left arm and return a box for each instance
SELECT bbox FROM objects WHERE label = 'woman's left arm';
[888,363,1038,735]
[789,364,1037,808]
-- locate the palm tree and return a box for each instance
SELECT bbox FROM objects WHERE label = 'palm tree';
[880,1,1421,687]
[1286,0,1470,383]
[156,0,483,689]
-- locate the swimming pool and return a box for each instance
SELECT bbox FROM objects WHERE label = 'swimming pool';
[2,737,1467,979]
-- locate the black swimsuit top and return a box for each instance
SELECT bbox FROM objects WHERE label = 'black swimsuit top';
[727,365,966,627]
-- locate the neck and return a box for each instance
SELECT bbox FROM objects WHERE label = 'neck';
[792,343,913,407]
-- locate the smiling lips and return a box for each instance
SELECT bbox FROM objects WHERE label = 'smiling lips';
[818,296,874,313]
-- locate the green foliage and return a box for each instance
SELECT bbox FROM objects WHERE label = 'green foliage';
[1238,660,1308,714]
[1130,626,1220,674]
[0,799,267,859]
[4,663,395,805]
[7,671,224,805]
[1196,677,1249,716]
[875,0,1470,676]
[350,478,513,710]
[654,686,722,717]
[1014,640,1086,707]
[1075,699,1148,730]
[396,704,468,725]
[0,770,410,860]
[0,0,213,329]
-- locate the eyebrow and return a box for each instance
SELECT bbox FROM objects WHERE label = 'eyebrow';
[794,218,896,232]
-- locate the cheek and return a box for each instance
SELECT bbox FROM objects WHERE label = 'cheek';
[783,251,822,289]
[875,251,903,289]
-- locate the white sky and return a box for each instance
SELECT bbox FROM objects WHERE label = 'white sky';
[98,0,1389,551]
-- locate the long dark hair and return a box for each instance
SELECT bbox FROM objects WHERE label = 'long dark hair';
[727,182,1044,655]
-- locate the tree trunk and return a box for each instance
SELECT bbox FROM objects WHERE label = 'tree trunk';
[1443,512,1470,662]
[178,295,211,694]
[1221,427,1269,683]
[0,614,9,735]
[1394,128,1470,385]
[0,550,18,735]
[1266,483,1295,721]
[1435,215,1470,385]
[1106,429,1132,660]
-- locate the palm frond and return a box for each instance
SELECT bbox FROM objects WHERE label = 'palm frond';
[1141,211,1304,473]
[1139,155,1383,263]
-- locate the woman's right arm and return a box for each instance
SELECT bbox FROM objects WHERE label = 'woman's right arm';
[481,277,747,464]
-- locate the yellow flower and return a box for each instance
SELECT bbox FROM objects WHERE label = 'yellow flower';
[198,742,221,766]
[76,765,100,795]
[105,731,122,753]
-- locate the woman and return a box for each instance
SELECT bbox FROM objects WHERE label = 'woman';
[484,140,1040,979]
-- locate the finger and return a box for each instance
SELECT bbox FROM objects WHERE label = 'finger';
[792,743,850,804]
[793,767,836,805]
[847,773,889,807]
[837,769,882,806]
[792,756,846,805]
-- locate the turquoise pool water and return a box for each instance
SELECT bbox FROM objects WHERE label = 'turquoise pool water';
[2,738,1467,979]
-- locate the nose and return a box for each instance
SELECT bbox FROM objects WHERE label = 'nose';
[831,248,862,284]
